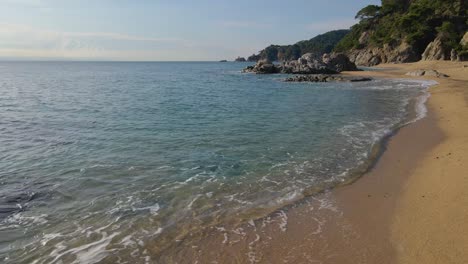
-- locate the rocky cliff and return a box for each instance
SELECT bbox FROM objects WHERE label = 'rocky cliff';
[346,35,419,66]
[334,0,467,65]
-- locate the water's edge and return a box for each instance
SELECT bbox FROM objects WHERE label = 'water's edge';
[154,78,439,260]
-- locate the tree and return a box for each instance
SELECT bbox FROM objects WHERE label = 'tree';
[355,5,381,20]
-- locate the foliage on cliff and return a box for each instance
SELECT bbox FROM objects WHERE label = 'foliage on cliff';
[248,30,350,62]
[334,0,468,55]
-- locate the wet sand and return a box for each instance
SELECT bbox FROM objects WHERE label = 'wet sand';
[157,61,468,263]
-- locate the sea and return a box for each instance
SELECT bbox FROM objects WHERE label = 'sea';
[0,61,436,263]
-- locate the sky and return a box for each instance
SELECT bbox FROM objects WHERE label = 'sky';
[0,0,380,61]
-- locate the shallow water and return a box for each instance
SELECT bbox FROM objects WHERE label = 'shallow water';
[0,62,434,263]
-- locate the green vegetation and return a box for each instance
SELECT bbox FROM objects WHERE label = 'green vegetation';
[250,30,350,61]
[334,0,468,54]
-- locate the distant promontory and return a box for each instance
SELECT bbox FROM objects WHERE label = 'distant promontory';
[240,0,467,66]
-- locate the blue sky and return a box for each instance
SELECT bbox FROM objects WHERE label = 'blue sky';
[0,0,380,61]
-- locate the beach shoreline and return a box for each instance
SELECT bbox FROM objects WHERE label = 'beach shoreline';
[317,60,468,264]
[320,60,468,264]
[158,60,468,263]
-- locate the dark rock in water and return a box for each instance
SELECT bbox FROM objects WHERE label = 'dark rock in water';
[219,60,227,62]
[284,74,372,83]
[242,65,255,72]
[349,77,373,82]
[242,60,280,74]
[234,56,247,62]
[242,53,358,74]
[258,62,279,74]
[284,74,335,82]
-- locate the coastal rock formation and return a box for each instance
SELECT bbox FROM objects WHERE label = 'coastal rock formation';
[281,53,338,74]
[242,60,280,74]
[451,49,458,62]
[421,36,447,61]
[405,69,449,78]
[347,41,419,66]
[243,53,358,74]
[284,74,372,83]
[461,32,468,46]
[322,53,358,72]
[247,54,261,62]
[458,32,468,61]
[235,57,247,62]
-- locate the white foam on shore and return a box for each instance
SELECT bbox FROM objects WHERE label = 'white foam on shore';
[413,91,431,121]
[397,78,438,124]
[276,210,288,232]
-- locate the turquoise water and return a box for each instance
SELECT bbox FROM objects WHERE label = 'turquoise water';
[0,62,433,263]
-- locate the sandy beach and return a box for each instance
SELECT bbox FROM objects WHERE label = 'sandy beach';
[341,60,468,263]
[387,61,468,263]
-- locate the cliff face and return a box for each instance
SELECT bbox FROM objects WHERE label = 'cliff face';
[421,36,449,61]
[335,0,468,65]
[346,37,419,66]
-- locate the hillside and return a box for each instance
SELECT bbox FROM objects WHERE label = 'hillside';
[247,30,349,62]
[334,0,468,65]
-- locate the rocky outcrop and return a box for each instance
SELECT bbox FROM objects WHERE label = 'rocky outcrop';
[242,60,280,74]
[284,74,372,83]
[405,69,449,78]
[247,54,261,62]
[461,32,468,47]
[421,36,448,61]
[347,42,419,66]
[235,57,246,62]
[322,53,358,72]
[451,49,458,62]
[243,53,358,74]
[281,53,338,74]
[459,32,468,61]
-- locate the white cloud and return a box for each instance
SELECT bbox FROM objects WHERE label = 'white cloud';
[306,18,357,32]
